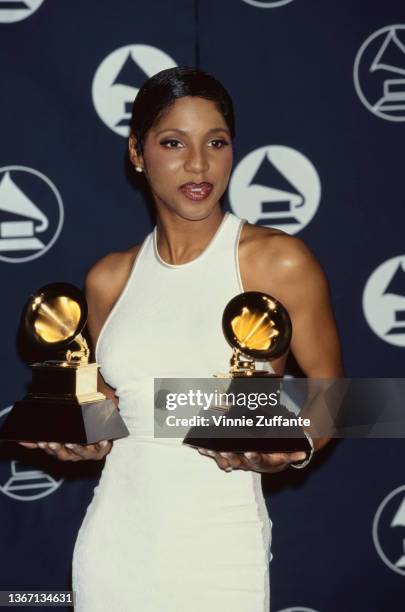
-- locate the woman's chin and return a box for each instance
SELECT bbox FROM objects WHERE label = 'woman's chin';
[167,199,221,222]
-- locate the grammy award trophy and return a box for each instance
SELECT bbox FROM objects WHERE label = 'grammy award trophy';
[0,283,129,444]
[183,291,312,455]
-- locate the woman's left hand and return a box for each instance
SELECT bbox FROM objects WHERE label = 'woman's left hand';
[197,448,308,473]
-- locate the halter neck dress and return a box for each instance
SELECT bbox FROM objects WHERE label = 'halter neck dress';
[72,211,273,611]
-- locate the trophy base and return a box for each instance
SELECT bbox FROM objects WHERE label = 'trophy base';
[230,371,278,378]
[182,435,311,454]
[0,397,130,444]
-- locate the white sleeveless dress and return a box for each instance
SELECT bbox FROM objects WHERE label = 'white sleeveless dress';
[72,211,273,612]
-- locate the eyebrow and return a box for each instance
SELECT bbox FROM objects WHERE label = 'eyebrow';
[155,127,230,136]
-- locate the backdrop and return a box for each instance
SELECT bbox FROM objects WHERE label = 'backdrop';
[1,1,404,611]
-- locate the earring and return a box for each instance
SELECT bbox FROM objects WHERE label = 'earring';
[135,165,143,173]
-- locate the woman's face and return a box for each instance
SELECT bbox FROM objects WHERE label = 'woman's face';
[131,96,233,221]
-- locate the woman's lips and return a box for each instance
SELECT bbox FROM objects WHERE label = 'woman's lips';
[179,182,213,201]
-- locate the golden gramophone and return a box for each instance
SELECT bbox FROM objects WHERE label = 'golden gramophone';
[183,291,311,453]
[0,283,129,444]
[221,291,292,377]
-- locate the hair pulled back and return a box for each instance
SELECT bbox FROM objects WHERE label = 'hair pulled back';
[130,66,235,155]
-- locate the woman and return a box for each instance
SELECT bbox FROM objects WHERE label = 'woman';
[20,67,343,611]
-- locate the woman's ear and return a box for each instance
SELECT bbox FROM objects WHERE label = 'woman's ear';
[128,133,143,169]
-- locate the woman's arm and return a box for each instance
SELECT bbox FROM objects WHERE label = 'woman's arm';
[264,236,344,453]
[199,233,344,472]
[271,236,344,379]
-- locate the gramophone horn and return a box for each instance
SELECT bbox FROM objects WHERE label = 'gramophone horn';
[23,282,88,349]
[222,291,292,361]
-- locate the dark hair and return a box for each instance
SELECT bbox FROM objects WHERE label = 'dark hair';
[130,66,235,155]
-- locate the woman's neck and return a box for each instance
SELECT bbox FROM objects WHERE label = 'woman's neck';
[155,206,225,266]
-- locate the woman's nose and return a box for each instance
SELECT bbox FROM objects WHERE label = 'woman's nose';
[184,147,209,173]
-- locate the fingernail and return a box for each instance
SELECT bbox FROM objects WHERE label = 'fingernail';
[38,442,46,449]
[207,450,215,456]
[225,466,233,472]
[292,452,307,461]
[245,452,255,460]
[65,444,74,449]
[99,440,108,447]
[220,452,232,458]
[48,443,58,450]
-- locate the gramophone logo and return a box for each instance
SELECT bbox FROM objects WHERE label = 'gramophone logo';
[0,406,63,501]
[363,256,405,347]
[0,0,44,23]
[229,145,321,234]
[241,0,294,8]
[373,485,405,576]
[0,166,64,264]
[92,44,177,137]
[354,25,405,121]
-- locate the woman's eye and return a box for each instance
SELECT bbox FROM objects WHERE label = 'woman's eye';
[159,138,230,149]
[160,139,182,148]
[210,139,230,149]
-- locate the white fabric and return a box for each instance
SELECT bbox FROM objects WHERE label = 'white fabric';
[72,211,273,611]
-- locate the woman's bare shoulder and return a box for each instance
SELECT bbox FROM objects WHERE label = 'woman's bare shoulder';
[240,221,314,266]
[84,244,142,309]
[239,221,325,293]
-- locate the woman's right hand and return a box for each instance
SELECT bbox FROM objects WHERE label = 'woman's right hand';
[17,440,113,461]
